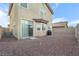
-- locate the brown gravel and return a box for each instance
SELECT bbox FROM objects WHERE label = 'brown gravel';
[0,29,79,56]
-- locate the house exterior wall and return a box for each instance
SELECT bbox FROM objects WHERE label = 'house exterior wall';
[18,3,52,37]
[9,4,19,38]
[9,3,53,39]
[53,22,68,29]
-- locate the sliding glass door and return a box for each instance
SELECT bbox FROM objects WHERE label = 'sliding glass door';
[20,20,33,39]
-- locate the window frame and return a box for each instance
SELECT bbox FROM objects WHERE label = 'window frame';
[20,3,29,9]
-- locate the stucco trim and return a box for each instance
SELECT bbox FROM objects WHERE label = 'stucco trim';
[33,18,48,24]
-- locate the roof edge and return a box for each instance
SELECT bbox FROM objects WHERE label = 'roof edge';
[45,3,54,14]
[8,3,13,15]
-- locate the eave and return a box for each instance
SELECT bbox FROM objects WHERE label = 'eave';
[8,3,13,15]
[45,3,54,14]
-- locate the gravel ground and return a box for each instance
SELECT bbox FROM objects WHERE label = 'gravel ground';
[0,29,79,56]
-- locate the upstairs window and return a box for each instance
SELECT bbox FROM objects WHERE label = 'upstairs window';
[40,4,46,17]
[21,3,27,8]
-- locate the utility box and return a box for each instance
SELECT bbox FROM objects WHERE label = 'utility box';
[75,24,79,42]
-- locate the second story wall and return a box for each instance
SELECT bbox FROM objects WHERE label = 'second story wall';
[17,3,52,22]
[17,3,53,30]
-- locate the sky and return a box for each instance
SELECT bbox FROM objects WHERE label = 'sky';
[49,3,79,27]
[0,3,9,27]
[0,3,79,27]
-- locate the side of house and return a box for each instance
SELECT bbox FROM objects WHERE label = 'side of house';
[9,4,19,38]
[8,3,53,39]
[53,21,68,29]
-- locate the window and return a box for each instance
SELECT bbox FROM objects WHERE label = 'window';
[20,20,33,37]
[28,21,33,26]
[48,26,51,30]
[42,24,46,30]
[40,9,44,17]
[21,3,27,8]
[37,28,40,30]
[40,4,46,17]
[42,27,45,30]
[36,23,42,31]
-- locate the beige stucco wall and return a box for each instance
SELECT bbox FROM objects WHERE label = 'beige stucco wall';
[0,27,4,40]
[75,24,79,42]
[9,4,19,39]
[53,22,68,28]
[53,27,75,35]
[9,3,53,39]
[18,3,52,37]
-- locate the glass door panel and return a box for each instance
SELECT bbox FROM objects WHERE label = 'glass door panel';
[20,20,33,39]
